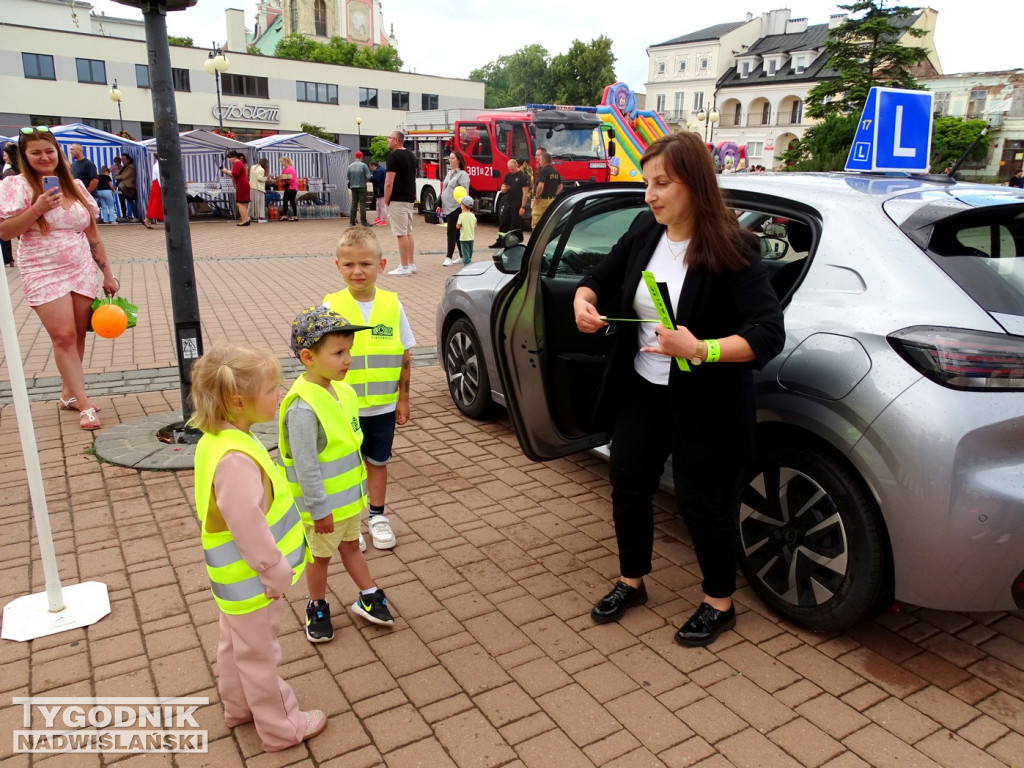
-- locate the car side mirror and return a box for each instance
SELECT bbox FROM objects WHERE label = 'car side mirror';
[760,236,789,261]
[493,243,525,274]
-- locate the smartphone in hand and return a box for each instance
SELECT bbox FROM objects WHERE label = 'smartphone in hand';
[42,176,60,193]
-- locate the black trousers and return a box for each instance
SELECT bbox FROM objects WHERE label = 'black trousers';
[445,210,459,259]
[498,200,521,235]
[609,370,744,598]
[349,187,367,224]
[282,189,298,217]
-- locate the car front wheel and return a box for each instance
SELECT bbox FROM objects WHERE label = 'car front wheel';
[736,441,893,632]
[443,317,494,419]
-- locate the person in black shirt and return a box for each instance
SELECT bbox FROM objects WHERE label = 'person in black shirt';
[532,148,562,228]
[69,144,99,196]
[384,130,418,275]
[1009,170,1023,188]
[493,158,529,247]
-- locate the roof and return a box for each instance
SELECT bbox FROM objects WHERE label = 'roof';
[651,21,749,48]
[248,133,350,153]
[142,129,251,155]
[250,14,284,55]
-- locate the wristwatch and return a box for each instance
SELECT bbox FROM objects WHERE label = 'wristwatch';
[689,340,706,366]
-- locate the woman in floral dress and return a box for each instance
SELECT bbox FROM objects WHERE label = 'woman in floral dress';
[0,127,118,430]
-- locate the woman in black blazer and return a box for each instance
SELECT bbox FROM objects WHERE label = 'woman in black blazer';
[574,132,785,647]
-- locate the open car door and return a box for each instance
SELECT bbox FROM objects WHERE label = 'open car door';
[491,184,647,462]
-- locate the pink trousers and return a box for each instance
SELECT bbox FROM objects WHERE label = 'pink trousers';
[217,599,306,752]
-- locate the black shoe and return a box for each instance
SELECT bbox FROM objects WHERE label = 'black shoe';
[674,602,736,647]
[305,600,334,643]
[488,240,503,248]
[351,589,395,627]
[591,581,647,624]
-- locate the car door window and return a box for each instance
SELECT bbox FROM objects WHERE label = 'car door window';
[541,198,648,279]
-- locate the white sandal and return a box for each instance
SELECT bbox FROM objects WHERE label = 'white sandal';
[79,408,101,431]
[58,396,78,411]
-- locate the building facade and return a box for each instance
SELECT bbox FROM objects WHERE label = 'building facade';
[1,0,482,151]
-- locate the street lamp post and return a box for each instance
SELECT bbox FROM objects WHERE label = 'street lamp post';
[695,104,720,146]
[203,43,230,131]
[108,79,124,134]
[355,116,362,152]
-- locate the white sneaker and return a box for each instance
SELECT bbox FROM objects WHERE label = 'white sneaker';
[442,258,455,266]
[358,532,367,552]
[368,515,396,550]
[388,266,411,276]
[408,264,417,274]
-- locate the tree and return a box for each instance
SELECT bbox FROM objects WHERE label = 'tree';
[300,122,333,141]
[274,33,402,71]
[547,37,617,106]
[806,0,929,119]
[471,45,552,108]
[369,135,390,163]
[779,114,859,170]
[167,36,194,47]
[930,116,988,173]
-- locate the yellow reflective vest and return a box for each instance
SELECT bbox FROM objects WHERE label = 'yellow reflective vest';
[193,428,308,616]
[323,288,404,409]
[278,375,368,524]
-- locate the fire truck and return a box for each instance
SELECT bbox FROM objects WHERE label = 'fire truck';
[404,105,612,225]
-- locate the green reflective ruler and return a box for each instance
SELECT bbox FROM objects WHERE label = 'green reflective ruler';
[641,270,689,372]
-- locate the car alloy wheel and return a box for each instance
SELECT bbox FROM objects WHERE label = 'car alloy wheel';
[443,317,493,419]
[736,441,893,632]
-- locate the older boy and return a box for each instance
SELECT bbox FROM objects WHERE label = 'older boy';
[279,305,396,643]
[323,228,415,550]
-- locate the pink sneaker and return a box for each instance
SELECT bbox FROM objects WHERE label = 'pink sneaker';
[302,710,327,741]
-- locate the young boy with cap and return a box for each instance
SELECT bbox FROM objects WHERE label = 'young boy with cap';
[279,305,396,643]
[456,195,476,266]
[323,228,414,551]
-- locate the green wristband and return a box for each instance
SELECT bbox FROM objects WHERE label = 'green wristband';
[705,339,721,363]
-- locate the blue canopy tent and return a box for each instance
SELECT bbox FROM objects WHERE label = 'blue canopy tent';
[143,129,252,219]
[50,124,150,212]
[247,133,351,215]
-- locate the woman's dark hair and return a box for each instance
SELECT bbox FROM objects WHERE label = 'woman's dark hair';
[17,129,92,234]
[449,150,466,170]
[641,132,754,274]
[121,153,133,165]
[3,143,20,175]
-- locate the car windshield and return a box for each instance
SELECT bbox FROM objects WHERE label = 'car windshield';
[922,206,1024,317]
[536,123,604,161]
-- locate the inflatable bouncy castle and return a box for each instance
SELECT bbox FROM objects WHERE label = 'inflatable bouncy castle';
[597,83,670,180]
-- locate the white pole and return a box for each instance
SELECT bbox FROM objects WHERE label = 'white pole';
[0,262,64,611]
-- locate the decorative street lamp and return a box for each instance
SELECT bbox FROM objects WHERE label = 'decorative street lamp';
[695,104,721,145]
[108,79,124,134]
[355,116,362,151]
[203,42,230,131]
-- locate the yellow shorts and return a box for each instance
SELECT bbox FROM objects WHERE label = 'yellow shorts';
[305,514,361,558]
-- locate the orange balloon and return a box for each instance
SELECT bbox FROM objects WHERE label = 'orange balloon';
[92,303,128,338]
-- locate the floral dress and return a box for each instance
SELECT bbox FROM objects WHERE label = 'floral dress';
[0,176,99,306]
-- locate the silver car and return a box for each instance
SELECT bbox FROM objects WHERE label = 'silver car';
[436,175,1024,631]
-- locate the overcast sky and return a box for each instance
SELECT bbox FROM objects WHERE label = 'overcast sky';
[85,0,1017,92]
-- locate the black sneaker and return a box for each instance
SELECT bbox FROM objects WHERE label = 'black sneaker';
[351,590,395,627]
[305,600,334,643]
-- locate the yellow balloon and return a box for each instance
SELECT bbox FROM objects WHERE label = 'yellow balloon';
[453,186,468,201]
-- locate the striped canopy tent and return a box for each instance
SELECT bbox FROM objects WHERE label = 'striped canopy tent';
[142,129,252,185]
[49,123,151,209]
[246,133,351,211]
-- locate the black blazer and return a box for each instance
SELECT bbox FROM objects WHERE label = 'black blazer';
[579,211,785,466]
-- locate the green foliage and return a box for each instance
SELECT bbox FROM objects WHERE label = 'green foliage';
[470,38,617,109]
[167,36,194,47]
[274,34,402,71]
[301,123,333,141]
[548,37,617,106]
[246,44,265,56]
[369,135,390,163]
[806,0,929,119]
[780,114,860,170]
[930,117,988,172]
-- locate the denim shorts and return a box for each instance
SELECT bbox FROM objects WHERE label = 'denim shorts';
[360,412,396,465]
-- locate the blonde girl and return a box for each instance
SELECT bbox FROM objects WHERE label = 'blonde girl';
[188,344,326,752]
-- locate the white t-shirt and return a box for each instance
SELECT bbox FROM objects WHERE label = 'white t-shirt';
[632,233,689,385]
[151,160,160,187]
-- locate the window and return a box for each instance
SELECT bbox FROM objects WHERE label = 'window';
[136,63,150,88]
[22,52,55,80]
[172,68,191,92]
[794,56,807,74]
[314,0,327,35]
[761,102,771,124]
[30,114,60,129]
[458,123,491,162]
[76,58,107,85]
[767,60,777,75]
[221,73,269,98]
[359,87,378,108]
[673,92,685,115]
[741,62,750,78]
[746,141,763,158]
[933,91,950,116]
[657,62,665,75]
[139,121,155,140]
[693,92,704,112]
[655,94,666,112]
[392,90,409,110]
[700,57,709,70]
[422,93,438,110]
[678,60,687,73]
[790,100,802,124]
[967,89,987,118]
[297,80,338,104]
[83,118,113,133]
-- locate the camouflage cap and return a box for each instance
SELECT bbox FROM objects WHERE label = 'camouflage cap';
[290,305,370,355]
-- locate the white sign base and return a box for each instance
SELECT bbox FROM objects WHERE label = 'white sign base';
[2,581,110,642]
